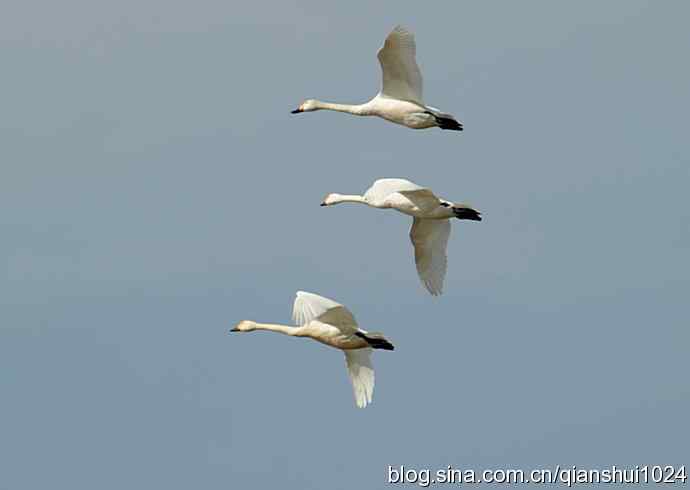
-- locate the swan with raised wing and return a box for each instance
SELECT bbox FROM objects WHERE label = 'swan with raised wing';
[321,178,481,295]
[292,26,463,131]
[231,291,394,408]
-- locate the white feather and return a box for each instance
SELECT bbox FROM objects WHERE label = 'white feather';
[410,218,451,296]
[292,291,357,328]
[377,25,424,104]
[344,349,375,408]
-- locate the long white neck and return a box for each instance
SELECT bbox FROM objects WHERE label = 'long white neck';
[330,194,368,205]
[252,322,302,336]
[315,100,369,116]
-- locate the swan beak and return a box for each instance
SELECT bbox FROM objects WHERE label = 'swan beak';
[291,108,302,114]
[319,202,327,206]
[229,326,240,333]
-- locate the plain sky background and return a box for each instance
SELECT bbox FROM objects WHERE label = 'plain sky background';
[2,1,689,488]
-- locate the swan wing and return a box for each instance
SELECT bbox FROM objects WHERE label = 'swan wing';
[397,189,442,213]
[344,348,375,408]
[292,291,357,328]
[376,26,424,105]
[409,218,451,295]
[364,178,427,203]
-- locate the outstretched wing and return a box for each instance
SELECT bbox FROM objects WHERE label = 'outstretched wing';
[409,218,451,296]
[377,26,424,105]
[364,178,441,212]
[364,178,428,202]
[344,348,375,408]
[292,291,357,328]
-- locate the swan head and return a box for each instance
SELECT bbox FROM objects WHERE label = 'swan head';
[320,193,343,206]
[291,99,319,114]
[230,320,257,333]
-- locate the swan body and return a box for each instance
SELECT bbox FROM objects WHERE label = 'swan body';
[231,291,393,408]
[321,179,482,295]
[292,26,463,131]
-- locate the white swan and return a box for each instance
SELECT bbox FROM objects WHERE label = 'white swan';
[321,179,481,295]
[291,26,463,131]
[230,291,394,408]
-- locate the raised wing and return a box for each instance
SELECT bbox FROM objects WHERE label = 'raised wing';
[344,348,375,408]
[292,291,357,328]
[409,218,451,295]
[376,26,424,105]
[364,178,428,203]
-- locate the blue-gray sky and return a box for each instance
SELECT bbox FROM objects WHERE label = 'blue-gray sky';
[2,1,689,488]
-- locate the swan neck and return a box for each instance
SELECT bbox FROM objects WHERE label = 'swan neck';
[334,194,367,205]
[316,101,367,116]
[253,322,300,336]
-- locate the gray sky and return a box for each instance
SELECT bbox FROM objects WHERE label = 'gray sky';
[2,1,689,488]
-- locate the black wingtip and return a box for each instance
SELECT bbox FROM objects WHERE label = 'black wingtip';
[355,331,395,350]
[369,339,395,351]
[453,207,482,221]
[436,117,463,131]
[440,123,463,131]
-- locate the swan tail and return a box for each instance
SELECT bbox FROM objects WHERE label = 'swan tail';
[453,206,482,221]
[355,331,394,351]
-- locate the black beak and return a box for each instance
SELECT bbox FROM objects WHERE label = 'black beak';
[320,202,326,207]
[291,108,302,114]
[230,327,239,333]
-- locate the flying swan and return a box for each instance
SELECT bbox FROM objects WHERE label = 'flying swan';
[231,291,394,408]
[321,178,481,295]
[292,25,463,130]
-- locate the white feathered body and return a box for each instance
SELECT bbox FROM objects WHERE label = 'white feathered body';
[299,320,369,350]
[377,192,455,218]
[363,178,455,218]
[363,95,437,129]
